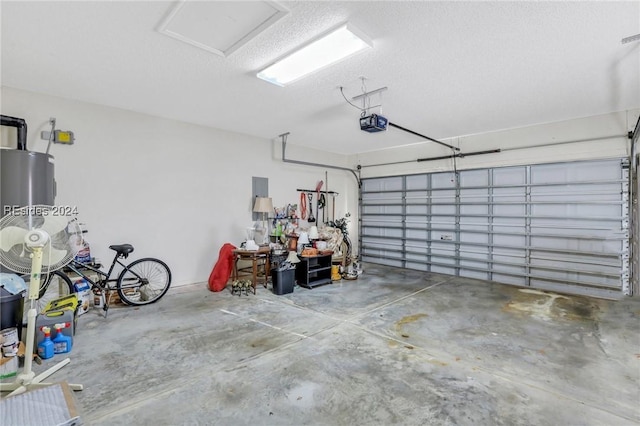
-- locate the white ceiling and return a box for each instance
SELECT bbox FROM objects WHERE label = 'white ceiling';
[2,1,639,155]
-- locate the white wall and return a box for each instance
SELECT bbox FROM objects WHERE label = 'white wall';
[1,87,358,286]
[3,86,636,288]
[352,109,640,178]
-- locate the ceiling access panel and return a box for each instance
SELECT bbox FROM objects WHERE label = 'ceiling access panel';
[360,158,631,299]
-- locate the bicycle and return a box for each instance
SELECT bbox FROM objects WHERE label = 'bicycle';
[32,243,171,317]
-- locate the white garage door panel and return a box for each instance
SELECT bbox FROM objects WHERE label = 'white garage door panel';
[361,158,630,298]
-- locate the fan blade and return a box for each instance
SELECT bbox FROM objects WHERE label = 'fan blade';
[40,214,70,237]
[0,226,28,252]
[42,246,68,265]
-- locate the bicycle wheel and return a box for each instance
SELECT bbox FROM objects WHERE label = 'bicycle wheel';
[116,258,171,305]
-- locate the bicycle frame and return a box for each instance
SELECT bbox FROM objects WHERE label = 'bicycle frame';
[64,252,130,292]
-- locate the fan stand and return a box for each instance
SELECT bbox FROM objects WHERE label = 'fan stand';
[0,246,83,396]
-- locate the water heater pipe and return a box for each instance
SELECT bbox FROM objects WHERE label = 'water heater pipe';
[0,115,27,151]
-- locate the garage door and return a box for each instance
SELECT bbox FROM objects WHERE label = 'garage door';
[360,158,630,299]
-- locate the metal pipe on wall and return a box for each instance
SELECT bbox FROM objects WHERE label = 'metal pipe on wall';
[0,115,28,151]
[280,132,361,186]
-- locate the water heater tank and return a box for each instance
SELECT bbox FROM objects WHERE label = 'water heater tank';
[0,148,56,217]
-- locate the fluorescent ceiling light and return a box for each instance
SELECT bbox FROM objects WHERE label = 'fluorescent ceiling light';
[257,23,372,86]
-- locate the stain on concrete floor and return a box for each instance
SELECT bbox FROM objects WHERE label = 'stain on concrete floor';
[394,313,429,338]
[503,288,602,322]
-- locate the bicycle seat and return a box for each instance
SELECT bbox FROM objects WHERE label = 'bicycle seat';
[109,244,134,255]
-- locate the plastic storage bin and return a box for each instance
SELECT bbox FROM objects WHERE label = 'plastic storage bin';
[271,268,295,295]
[0,287,25,341]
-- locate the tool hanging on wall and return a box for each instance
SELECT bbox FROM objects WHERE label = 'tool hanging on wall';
[331,193,337,222]
[300,192,307,220]
[296,187,340,224]
[307,193,315,223]
[318,193,326,223]
[315,180,323,225]
[325,171,330,222]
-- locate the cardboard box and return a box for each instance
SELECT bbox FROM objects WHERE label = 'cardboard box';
[73,279,91,316]
[44,294,78,313]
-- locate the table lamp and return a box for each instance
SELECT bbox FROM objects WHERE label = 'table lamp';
[309,225,319,240]
[286,251,300,264]
[253,197,273,245]
[297,231,310,253]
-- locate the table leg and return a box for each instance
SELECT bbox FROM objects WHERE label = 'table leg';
[232,255,239,282]
[252,256,258,294]
[264,255,270,288]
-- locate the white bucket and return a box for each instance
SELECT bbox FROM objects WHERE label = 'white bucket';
[0,356,18,379]
[0,327,19,357]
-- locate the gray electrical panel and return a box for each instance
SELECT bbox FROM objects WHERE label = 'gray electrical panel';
[252,176,268,221]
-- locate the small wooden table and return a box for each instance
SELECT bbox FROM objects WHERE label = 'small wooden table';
[232,247,271,293]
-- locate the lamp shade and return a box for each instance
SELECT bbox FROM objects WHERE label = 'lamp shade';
[298,231,310,245]
[309,226,319,240]
[253,197,273,213]
[286,251,300,264]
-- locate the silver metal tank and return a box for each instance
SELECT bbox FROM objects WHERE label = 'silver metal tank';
[0,148,56,217]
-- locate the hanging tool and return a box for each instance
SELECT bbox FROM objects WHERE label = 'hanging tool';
[307,193,315,223]
[315,180,323,225]
[325,171,329,223]
[319,193,326,223]
[300,192,307,220]
[331,193,337,222]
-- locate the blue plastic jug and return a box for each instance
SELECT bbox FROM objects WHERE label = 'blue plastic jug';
[52,324,72,354]
[37,327,54,360]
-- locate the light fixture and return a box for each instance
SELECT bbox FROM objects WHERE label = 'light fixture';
[297,231,310,253]
[308,226,319,240]
[253,197,273,244]
[286,251,300,264]
[257,23,372,86]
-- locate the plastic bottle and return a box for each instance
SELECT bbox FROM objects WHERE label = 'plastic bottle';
[52,323,72,354]
[37,327,54,360]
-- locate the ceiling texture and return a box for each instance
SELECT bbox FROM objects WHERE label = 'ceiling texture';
[2,1,639,155]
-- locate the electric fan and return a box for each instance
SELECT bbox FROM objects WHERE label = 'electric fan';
[0,205,83,395]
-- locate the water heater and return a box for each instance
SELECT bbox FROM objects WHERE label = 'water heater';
[1,115,56,217]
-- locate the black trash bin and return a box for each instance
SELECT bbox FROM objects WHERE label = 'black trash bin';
[271,268,295,295]
[0,287,25,341]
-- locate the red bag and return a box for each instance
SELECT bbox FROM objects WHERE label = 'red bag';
[208,243,237,292]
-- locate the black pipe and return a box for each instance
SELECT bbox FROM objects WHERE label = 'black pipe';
[417,149,501,163]
[0,115,27,150]
[388,122,460,151]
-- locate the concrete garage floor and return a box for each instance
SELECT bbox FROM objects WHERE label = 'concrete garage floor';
[27,263,640,425]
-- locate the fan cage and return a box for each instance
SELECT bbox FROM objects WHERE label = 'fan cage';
[0,205,83,274]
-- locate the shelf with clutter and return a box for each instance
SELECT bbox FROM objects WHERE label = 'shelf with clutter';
[243,180,357,283]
